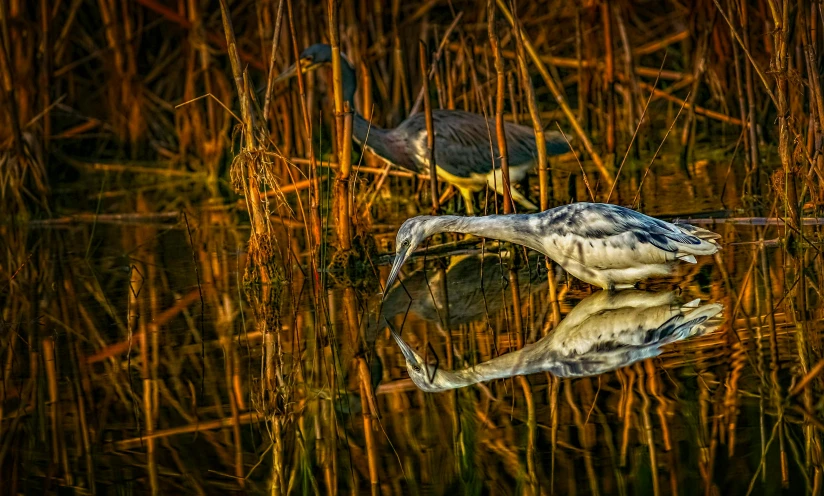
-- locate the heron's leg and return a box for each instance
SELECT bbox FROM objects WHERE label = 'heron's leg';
[438,185,456,206]
[457,187,475,215]
[486,176,538,211]
[509,188,539,211]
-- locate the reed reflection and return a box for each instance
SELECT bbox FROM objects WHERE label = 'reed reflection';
[391,290,723,392]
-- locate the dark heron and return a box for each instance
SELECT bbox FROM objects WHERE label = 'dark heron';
[274,43,571,214]
[390,290,723,392]
[384,202,721,291]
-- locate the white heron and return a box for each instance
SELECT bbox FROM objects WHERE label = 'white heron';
[385,202,721,291]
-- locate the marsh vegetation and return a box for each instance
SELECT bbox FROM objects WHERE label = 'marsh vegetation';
[1,0,824,493]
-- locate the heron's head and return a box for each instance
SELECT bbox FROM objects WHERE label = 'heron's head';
[274,44,354,83]
[388,325,448,393]
[384,217,441,297]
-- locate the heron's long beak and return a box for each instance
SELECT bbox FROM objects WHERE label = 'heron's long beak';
[387,321,420,366]
[383,247,410,299]
[274,58,321,84]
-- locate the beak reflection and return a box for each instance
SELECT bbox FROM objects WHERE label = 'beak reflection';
[383,248,409,299]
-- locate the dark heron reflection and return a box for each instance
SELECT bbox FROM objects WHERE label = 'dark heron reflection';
[366,252,547,343]
[390,290,723,392]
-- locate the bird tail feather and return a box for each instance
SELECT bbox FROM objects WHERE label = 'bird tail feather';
[674,222,721,255]
[544,130,573,155]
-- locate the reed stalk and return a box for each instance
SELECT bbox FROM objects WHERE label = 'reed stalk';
[263,0,285,119]
[328,0,352,252]
[512,10,549,209]
[285,0,322,255]
[419,41,440,213]
[488,0,513,214]
[601,0,616,158]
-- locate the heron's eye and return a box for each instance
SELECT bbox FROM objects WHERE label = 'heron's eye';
[401,240,410,247]
[412,365,421,372]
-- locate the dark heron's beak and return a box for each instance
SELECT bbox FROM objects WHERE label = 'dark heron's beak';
[383,246,410,299]
[386,320,419,366]
[274,58,321,84]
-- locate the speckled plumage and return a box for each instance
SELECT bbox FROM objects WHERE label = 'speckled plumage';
[385,202,721,291]
[276,44,570,212]
[391,290,723,392]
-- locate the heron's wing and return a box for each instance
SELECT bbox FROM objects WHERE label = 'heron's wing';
[543,300,722,378]
[396,110,570,177]
[546,302,681,355]
[504,123,571,166]
[538,203,718,268]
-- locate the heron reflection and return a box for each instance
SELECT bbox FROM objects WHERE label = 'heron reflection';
[390,290,723,392]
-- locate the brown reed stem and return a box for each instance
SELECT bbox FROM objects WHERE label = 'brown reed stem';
[614,4,641,147]
[634,79,743,125]
[357,358,379,486]
[419,41,440,214]
[488,0,513,213]
[218,0,268,252]
[285,0,322,256]
[517,376,538,490]
[38,0,51,148]
[336,104,353,250]
[410,12,464,115]
[0,22,23,159]
[770,0,801,234]
[607,55,666,203]
[739,0,760,194]
[728,0,750,177]
[602,0,616,156]
[42,337,60,476]
[328,0,344,145]
[510,7,550,210]
[447,42,684,80]
[263,0,285,119]
[327,0,352,252]
[711,0,777,107]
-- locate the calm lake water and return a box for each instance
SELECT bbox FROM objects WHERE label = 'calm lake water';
[2,158,823,495]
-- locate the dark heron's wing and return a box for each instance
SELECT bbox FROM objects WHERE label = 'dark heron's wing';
[391,110,570,178]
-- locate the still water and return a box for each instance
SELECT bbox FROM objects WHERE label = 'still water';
[2,164,823,495]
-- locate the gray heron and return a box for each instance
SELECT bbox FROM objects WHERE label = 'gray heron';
[274,43,571,214]
[384,202,721,291]
[390,290,723,392]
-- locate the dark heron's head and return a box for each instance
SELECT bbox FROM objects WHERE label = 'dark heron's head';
[274,44,332,81]
[274,44,357,103]
[383,216,443,297]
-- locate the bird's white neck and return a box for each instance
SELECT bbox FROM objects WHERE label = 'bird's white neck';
[430,215,546,254]
[424,341,552,391]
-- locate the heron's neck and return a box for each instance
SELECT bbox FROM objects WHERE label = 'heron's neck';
[433,215,547,254]
[432,342,553,390]
[338,56,358,109]
[337,58,402,167]
[353,113,389,150]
